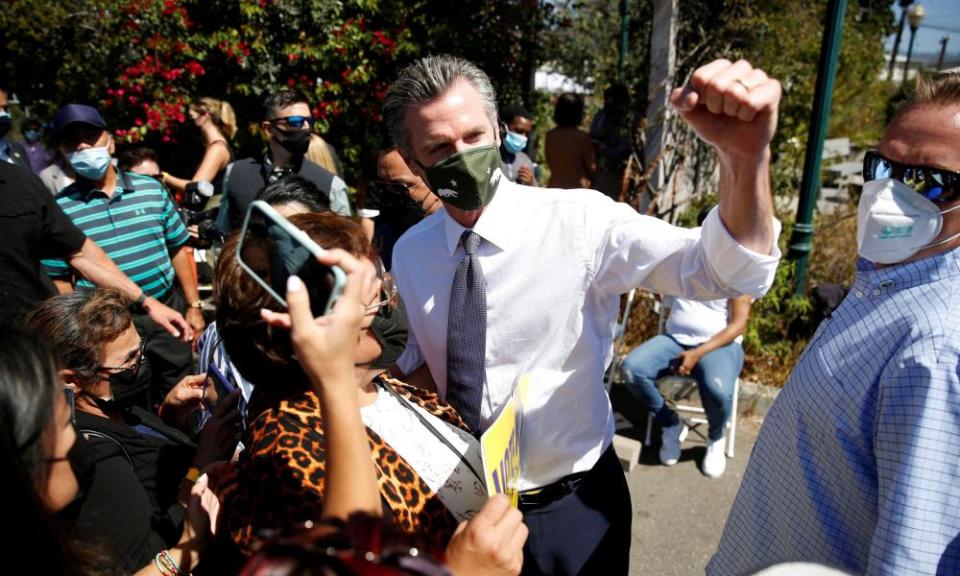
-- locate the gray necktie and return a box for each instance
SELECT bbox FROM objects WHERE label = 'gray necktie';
[446,230,486,432]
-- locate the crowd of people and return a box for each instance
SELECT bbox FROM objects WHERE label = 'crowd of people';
[0,48,958,576]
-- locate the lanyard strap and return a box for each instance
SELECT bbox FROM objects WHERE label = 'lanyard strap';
[375,378,485,486]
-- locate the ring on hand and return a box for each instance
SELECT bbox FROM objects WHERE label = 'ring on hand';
[735,78,753,92]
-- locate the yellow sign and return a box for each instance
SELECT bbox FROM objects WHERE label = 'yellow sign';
[480,374,529,507]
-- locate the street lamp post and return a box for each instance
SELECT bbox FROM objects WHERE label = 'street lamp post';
[788,0,848,296]
[617,0,629,81]
[887,0,914,81]
[902,4,926,83]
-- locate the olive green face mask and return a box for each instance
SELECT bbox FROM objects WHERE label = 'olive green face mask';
[422,144,503,210]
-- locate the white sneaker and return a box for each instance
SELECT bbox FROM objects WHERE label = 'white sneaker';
[702,436,727,478]
[659,422,688,466]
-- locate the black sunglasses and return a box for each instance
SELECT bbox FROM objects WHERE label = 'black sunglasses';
[369,180,413,197]
[270,115,315,129]
[863,150,960,204]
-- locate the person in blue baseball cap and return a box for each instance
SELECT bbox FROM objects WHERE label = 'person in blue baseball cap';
[45,103,203,407]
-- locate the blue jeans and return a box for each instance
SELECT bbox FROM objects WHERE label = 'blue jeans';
[620,334,743,441]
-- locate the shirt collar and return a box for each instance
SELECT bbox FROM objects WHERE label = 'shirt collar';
[77,169,131,200]
[442,178,522,257]
[854,247,960,293]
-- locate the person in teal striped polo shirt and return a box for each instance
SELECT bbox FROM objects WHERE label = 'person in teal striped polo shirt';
[43,104,202,402]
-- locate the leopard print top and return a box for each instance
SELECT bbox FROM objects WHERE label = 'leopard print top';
[226,375,468,555]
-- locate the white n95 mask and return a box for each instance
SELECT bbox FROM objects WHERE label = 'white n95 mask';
[857,178,960,264]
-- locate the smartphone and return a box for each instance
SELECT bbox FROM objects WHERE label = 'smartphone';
[236,200,346,317]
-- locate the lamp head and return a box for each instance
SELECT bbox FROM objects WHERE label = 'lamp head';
[907,4,926,31]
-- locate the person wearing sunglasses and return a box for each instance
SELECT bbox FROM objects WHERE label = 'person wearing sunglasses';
[25,289,241,575]
[710,74,960,576]
[360,146,442,269]
[217,90,352,234]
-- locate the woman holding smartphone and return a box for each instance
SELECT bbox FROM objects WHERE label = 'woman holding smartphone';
[218,212,525,574]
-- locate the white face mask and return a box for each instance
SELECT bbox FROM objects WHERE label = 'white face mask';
[857,178,960,264]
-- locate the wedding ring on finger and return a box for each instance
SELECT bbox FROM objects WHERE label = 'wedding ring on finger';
[735,78,754,92]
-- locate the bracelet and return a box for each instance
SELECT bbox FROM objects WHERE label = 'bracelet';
[188,301,204,310]
[136,292,147,308]
[161,549,187,576]
[154,550,183,576]
[161,171,171,185]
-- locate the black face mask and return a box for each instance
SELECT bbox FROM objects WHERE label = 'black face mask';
[0,115,10,140]
[273,127,310,156]
[56,433,96,526]
[85,356,153,413]
[370,298,409,370]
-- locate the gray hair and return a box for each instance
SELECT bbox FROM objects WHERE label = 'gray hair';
[383,55,498,157]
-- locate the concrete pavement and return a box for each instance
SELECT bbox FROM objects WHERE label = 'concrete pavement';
[610,386,763,576]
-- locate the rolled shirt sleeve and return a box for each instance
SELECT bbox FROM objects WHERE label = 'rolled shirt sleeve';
[591,203,781,300]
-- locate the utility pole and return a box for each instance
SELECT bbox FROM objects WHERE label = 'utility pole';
[887,0,913,81]
[788,0,848,296]
[937,36,949,70]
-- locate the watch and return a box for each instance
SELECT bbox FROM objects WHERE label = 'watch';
[188,301,204,310]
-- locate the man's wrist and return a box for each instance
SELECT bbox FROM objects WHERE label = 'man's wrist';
[719,146,771,170]
[187,301,204,311]
[132,292,149,312]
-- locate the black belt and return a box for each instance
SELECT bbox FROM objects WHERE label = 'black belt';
[517,446,616,510]
[518,472,587,509]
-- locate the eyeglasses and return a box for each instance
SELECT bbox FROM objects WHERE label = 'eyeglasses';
[366,258,398,314]
[863,150,960,204]
[269,115,315,129]
[96,337,146,376]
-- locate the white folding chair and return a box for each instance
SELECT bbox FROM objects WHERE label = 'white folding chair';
[642,296,739,458]
[604,288,637,392]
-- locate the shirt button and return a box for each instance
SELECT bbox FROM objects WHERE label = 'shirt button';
[856,291,864,298]
[873,289,880,296]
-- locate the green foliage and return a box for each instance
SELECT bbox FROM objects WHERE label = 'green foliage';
[1,0,420,182]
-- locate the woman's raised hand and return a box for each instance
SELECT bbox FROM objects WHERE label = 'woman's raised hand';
[261,248,377,387]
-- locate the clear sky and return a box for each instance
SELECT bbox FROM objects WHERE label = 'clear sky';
[884,0,960,59]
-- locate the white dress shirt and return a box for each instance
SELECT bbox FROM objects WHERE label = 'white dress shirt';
[392,180,781,490]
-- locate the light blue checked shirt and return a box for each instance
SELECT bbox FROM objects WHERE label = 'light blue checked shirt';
[709,248,960,576]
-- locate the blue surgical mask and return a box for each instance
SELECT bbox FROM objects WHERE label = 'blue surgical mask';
[68,146,112,180]
[23,129,41,142]
[503,130,528,154]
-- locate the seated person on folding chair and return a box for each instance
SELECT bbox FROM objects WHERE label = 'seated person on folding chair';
[620,292,750,478]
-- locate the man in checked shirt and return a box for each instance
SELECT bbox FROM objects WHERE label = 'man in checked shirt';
[710,74,960,575]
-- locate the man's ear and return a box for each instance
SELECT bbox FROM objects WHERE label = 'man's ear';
[261,120,272,141]
[107,135,116,156]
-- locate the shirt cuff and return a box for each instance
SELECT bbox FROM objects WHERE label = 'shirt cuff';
[359,209,380,219]
[701,207,782,299]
